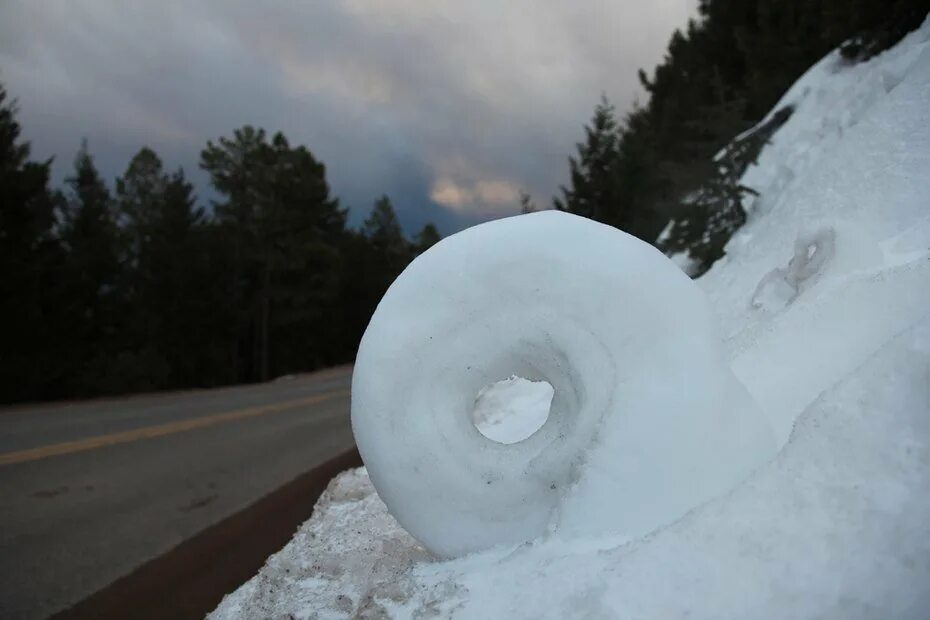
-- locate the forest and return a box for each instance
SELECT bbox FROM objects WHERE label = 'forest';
[1,0,927,404]
[1,106,440,403]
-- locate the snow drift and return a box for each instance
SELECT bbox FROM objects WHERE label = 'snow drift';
[212,15,930,619]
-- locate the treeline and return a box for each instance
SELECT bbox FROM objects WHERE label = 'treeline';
[0,88,439,404]
[556,0,928,275]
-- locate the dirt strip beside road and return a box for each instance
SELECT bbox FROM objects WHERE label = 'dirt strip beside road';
[54,447,363,620]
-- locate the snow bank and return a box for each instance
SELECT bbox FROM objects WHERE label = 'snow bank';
[212,16,930,619]
[214,315,930,619]
[351,210,775,557]
[700,17,930,446]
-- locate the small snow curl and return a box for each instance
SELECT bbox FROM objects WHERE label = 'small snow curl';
[351,211,776,557]
[750,223,884,313]
[751,227,836,311]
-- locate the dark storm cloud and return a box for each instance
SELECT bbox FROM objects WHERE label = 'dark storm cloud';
[0,0,694,234]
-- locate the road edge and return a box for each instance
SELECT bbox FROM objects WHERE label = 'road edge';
[0,364,354,415]
[53,447,362,619]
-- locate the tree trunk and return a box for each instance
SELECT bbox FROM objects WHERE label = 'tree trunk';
[259,260,271,382]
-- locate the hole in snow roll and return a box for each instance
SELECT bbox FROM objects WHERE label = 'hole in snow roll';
[470,376,554,444]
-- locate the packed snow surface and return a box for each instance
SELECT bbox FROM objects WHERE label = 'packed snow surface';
[351,209,775,557]
[213,17,930,620]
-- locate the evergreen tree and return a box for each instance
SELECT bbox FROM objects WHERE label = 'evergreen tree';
[518,191,537,214]
[200,126,266,380]
[116,147,165,236]
[155,168,233,387]
[116,148,229,389]
[361,195,412,294]
[339,201,441,354]
[363,196,405,249]
[0,85,68,402]
[113,147,171,389]
[413,223,441,253]
[201,127,347,380]
[825,0,930,61]
[555,96,622,222]
[59,141,124,395]
[263,133,346,374]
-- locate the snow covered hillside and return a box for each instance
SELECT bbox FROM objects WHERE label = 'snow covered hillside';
[211,17,930,620]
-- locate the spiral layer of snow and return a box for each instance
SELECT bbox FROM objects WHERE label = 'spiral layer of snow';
[351,211,776,557]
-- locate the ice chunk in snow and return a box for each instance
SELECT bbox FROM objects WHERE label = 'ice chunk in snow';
[352,210,776,557]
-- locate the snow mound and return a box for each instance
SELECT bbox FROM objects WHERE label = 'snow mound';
[351,210,775,557]
[212,15,930,619]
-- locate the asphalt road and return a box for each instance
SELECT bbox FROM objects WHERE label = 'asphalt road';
[0,366,354,619]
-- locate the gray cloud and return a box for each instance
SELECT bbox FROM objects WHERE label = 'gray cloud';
[0,0,695,234]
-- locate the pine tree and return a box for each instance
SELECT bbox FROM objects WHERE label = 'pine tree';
[116,147,165,235]
[263,133,346,374]
[0,85,68,402]
[413,223,441,254]
[201,127,347,380]
[363,195,405,250]
[554,96,622,222]
[59,141,124,394]
[116,149,228,389]
[518,191,537,214]
[362,195,412,290]
[338,196,412,356]
[200,126,267,380]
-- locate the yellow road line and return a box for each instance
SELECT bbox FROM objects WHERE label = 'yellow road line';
[0,389,350,467]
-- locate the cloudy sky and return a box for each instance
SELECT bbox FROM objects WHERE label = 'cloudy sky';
[0,0,695,234]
